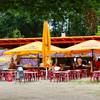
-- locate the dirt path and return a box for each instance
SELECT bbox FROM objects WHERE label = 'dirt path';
[0,78,100,100]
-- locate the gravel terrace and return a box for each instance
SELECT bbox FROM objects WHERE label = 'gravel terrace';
[0,78,100,100]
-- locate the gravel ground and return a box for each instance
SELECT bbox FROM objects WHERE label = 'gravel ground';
[0,78,100,100]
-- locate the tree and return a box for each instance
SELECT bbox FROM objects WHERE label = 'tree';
[0,0,99,37]
[96,25,100,35]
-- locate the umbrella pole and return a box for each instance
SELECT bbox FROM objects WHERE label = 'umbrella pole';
[91,49,94,72]
[45,67,48,80]
[55,53,57,65]
[37,54,40,70]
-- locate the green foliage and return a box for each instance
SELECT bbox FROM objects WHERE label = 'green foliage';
[0,0,99,38]
[7,28,24,38]
[96,25,100,36]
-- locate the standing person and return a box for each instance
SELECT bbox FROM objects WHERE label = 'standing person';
[17,66,24,82]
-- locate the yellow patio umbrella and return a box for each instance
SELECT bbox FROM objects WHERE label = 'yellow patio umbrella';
[0,56,11,62]
[4,41,42,55]
[4,41,62,56]
[63,40,100,72]
[42,21,51,68]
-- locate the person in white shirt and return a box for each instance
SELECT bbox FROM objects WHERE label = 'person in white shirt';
[52,64,61,71]
[17,66,24,82]
[17,66,23,71]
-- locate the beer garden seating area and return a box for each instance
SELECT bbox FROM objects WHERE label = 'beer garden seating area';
[0,68,100,83]
[0,22,100,83]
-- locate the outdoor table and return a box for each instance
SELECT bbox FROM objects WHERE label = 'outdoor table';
[52,71,62,82]
[51,71,71,82]
[1,70,15,82]
[82,69,88,77]
[91,70,100,81]
[48,69,89,82]
[74,70,81,79]
[60,71,71,81]
[24,71,38,81]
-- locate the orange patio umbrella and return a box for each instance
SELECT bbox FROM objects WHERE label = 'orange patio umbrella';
[63,40,100,72]
[42,21,51,68]
[63,40,100,54]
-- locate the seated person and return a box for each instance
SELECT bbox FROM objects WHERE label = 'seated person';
[59,64,63,70]
[23,63,32,69]
[75,57,83,69]
[52,64,61,71]
[9,58,16,69]
[39,63,44,68]
[95,58,100,70]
